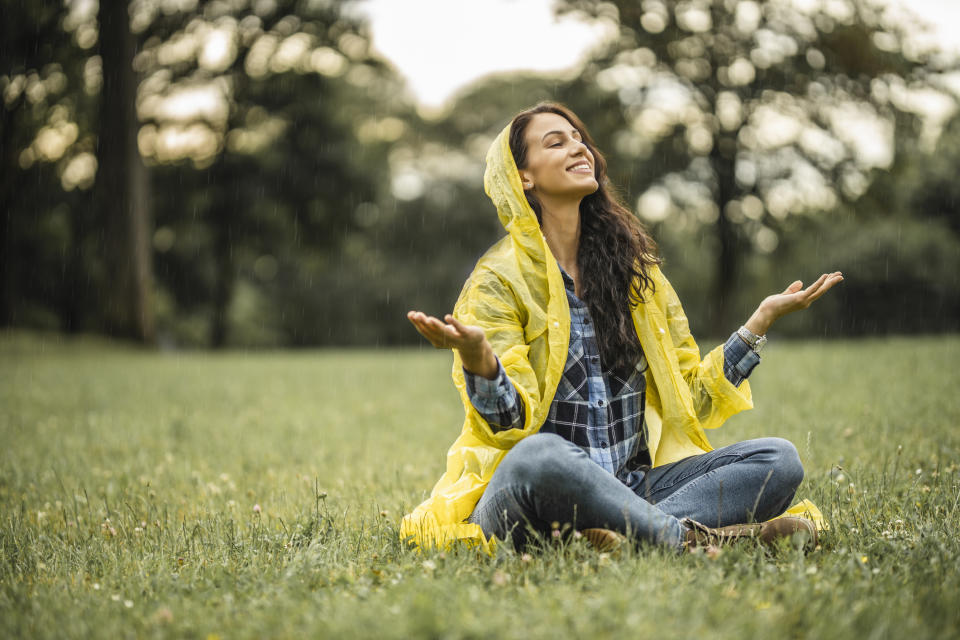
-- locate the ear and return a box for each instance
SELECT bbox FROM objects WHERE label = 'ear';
[518,170,533,190]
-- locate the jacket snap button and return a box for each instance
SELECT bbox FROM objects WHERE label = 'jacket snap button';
[659,328,665,334]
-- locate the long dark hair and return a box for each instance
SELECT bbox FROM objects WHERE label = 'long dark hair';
[509,102,661,374]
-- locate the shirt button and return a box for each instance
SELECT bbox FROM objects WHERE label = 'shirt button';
[600,441,608,448]
[597,400,605,407]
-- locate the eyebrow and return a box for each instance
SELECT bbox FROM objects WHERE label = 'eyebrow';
[541,129,582,143]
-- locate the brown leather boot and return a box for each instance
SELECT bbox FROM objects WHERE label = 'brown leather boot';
[581,528,627,552]
[682,516,817,551]
[756,516,818,547]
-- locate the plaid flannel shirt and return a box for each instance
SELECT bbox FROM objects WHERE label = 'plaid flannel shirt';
[465,269,760,486]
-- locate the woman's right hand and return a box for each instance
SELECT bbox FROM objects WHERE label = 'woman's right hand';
[407,311,499,379]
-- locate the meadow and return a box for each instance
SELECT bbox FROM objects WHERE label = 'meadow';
[1,332,959,639]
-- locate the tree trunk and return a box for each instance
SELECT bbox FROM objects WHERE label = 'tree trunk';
[59,189,91,334]
[0,92,22,327]
[96,0,154,343]
[209,200,234,349]
[0,201,13,327]
[710,135,740,337]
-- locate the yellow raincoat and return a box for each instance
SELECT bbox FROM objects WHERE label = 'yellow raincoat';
[400,122,823,552]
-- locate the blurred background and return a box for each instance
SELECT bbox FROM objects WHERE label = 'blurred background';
[2,0,958,349]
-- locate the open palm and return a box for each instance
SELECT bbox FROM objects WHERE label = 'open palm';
[749,271,844,335]
[407,310,499,379]
[407,311,485,351]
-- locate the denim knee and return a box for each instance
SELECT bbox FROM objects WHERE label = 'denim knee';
[765,437,804,491]
[498,432,581,488]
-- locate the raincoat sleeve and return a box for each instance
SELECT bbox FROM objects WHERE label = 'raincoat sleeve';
[659,271,753,430]
[452,267,542,447]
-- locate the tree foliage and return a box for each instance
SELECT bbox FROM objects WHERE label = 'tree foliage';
[1,0,958,346]
[1,1,97,331]
[1,0,408,347]
[556,0,955,331]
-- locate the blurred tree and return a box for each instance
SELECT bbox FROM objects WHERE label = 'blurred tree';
[135,0,404,347]
[0,0,98,333]
[801,107,960,334]
[911,113,960,238]
[4,0,957,347]
[1,0,409,348]
[97,0,154,342]
[557,0,953,332]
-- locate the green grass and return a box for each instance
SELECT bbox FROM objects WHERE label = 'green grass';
[1,331,959,639]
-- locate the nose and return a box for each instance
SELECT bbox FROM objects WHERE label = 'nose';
[569,139,588,157]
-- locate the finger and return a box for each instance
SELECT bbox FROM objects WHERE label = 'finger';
[411,325,444,348]
[408,312,437,335]
[793,273,842,308]
[408,313,453,347]
[424,314,460,338]
[818,272,844,289]
[803,273,830,295]
[411,312,442,331]
[807,272,839,296]
[407,311,430,327]
[410,320,445,346]
[408,312,435,333]
[424,316,472,349]
[407,311,427,331]
[788,275,827,304]
[806,273,845,303]
[781,280,803,295]
[422,317,455,338]
[444,315,479,340]
[444,314,467,331]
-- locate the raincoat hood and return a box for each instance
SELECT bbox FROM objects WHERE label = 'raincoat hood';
[400,122,824,552]
[483,122,545,259]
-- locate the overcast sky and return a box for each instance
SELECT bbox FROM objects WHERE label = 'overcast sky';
[354,0,960,110]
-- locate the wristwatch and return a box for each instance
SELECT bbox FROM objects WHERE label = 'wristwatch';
[737,325,767,354]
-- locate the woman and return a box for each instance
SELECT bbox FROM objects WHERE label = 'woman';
[401,103,842,554]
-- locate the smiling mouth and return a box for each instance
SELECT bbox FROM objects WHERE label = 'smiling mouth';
[567,162,592,174]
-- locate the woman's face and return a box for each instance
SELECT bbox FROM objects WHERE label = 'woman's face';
[518,112,598,202]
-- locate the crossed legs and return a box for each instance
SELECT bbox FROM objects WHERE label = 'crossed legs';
[467,432,804,551]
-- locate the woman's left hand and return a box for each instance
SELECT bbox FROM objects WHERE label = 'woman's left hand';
[745,271,844,335]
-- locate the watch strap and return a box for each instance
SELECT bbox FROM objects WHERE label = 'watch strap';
[737,325,767,353]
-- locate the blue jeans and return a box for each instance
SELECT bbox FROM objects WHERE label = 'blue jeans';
[467,432,804,551]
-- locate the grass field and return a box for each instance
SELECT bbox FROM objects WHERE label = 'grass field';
[2,331,959,639]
